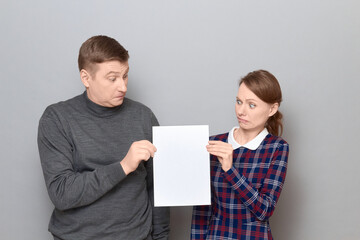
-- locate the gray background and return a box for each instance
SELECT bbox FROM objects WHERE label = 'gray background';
[1,0,359,239]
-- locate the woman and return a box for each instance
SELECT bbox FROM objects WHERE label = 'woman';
[191,70,289,240]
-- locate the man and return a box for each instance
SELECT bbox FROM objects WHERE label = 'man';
[38,35,170,240]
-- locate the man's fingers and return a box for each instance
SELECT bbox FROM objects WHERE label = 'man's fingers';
[136,140,157,153]
[133,140,157,158]
[139,149,151,161]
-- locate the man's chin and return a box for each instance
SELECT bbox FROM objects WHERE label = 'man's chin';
[111,99,124,107]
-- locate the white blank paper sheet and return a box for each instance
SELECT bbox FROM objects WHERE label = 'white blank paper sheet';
[152,125,211,207]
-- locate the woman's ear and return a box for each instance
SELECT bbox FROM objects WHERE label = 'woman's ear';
[80,69,91,88]
[269,103,279,117]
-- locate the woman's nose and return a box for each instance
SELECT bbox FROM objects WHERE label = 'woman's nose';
[237,104,246,116]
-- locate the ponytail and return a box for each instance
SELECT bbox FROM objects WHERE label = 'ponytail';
[266,110,283,136]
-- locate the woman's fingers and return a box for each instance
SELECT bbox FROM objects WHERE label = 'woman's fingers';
[206,140,233,171]
[207,141,233,155]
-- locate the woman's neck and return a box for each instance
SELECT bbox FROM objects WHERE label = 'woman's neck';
[234,127,265,145]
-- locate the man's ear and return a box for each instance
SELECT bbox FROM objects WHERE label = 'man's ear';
[80,69,91,88]
[269,103,279,117]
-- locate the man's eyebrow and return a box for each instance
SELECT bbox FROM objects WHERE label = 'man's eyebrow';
[105,67,129,76]
[105,71,120,76]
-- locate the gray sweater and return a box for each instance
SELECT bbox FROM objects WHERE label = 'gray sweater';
[38,92,169,240]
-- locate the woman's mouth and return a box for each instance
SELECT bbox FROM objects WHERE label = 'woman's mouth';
[238,118,248,123]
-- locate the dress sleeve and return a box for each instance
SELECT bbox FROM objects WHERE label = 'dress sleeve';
[146,112,170,240]
[223,142,289,221]
[37,108,127,211]
[191,204,212,239]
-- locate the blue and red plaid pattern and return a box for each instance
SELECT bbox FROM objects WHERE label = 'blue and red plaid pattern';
[191,132,289,240]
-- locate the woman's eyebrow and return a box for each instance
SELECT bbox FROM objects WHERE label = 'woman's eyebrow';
[236,96,257,101]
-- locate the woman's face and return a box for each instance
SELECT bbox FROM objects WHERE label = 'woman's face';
[235,83,278,133]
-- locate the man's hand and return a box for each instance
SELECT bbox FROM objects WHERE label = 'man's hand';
[206,140,233,172]
[120,140,157,175]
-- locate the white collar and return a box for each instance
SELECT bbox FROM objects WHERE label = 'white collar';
[228,127,268,150]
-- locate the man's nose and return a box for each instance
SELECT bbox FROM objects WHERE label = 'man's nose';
[117,80,127,92]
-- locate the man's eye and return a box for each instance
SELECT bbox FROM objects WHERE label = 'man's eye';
[109,77,116,81]
[123,75,128,79]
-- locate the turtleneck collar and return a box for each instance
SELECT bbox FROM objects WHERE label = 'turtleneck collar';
[82,91,124,118]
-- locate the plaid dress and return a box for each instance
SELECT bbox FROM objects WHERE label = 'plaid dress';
[191,131,289,240]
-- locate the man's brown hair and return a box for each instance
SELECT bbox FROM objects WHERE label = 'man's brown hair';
[78,35,129,73]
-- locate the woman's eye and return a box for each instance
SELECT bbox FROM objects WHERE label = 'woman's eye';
[236,100,242,105]
[249,103,256,108]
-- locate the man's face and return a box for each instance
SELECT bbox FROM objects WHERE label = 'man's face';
[81,60,129,107]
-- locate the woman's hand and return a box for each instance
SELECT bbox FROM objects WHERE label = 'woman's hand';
[206,141,233,172]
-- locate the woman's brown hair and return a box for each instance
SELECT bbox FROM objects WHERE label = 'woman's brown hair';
[239,70,283,136]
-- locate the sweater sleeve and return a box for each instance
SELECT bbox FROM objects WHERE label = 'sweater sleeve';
[146,112,170,239]
[190,204,212,239]
[223,142,289,221]
[37,109,127,211]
